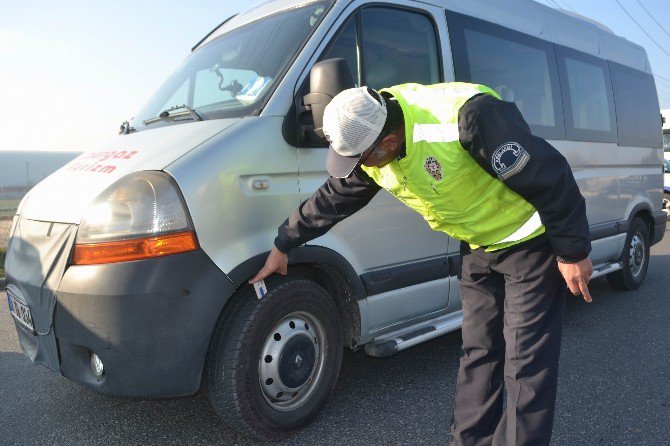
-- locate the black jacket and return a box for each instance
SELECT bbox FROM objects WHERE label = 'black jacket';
[274,93,591,262]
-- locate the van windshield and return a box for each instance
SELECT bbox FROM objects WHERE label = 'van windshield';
[132,1,330,129]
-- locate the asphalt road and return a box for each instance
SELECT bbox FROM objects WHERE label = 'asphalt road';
[1,230,669,446]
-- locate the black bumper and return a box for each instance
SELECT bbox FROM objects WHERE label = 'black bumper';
[651,210,667,246]
[53,249,236,397]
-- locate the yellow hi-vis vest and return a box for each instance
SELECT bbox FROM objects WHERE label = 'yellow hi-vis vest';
[362,82,545,251]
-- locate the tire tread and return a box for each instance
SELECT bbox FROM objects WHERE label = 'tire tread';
[206,277,342,441]
[607,217,650,291]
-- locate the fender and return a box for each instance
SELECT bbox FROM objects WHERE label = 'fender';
[618,202,666,246]
[619,202,652,234]
[226,245,367,299]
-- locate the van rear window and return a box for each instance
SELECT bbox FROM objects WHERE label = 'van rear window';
[566,59,611,132]
[610,62,662,148]
[448,12,564,140]
[556,46,617,143]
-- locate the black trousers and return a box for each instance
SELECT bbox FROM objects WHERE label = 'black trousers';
[449,236,567,446]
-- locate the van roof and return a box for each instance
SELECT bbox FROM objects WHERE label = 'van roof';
[199,0,651,73]
[198,0,330,49]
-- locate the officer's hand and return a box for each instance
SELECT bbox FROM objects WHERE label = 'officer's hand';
[557,258,593,302]
[249,247,288,284]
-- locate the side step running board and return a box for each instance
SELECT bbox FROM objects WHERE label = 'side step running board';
[589,261,622,280]
[365,262,622,358]
[365,312,463,357]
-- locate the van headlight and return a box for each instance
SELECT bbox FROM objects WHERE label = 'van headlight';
[73,171,198,265]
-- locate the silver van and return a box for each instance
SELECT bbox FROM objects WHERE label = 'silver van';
[5,0,666,440]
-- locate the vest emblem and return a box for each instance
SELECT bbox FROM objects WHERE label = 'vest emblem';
[423,156,443,180]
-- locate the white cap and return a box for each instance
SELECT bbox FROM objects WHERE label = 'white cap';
[323,87,387,178]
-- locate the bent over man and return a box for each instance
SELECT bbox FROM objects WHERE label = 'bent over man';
[251,82,593,446]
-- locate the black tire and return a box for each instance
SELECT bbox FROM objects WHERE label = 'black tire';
[607,217,650,290]
[206,277,343,441]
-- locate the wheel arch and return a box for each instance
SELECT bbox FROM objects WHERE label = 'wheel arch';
[226,246,366,349]
[622,202,654,242]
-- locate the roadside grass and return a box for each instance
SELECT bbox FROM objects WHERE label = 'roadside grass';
[0,199,20,219]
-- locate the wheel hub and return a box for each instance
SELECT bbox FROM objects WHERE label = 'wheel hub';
[628,233,645,277]
[258,312,326,411]
[278,335,316,388]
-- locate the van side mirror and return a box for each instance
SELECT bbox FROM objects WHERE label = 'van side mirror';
[303,58,355,139]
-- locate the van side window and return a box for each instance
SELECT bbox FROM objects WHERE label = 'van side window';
[360,7,441,90]
[609,62,661,148]
[448,13,564,140]
[318,16,360,86]
[290,7,442,147]
[318,7,441,90]
[556,47,616,143]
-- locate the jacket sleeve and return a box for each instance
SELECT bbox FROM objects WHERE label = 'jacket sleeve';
[274,167,382,253]
[458,93,591,261]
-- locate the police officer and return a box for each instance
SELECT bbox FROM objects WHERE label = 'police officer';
[250,82,593,446]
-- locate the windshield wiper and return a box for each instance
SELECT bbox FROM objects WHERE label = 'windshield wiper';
[119,120,136,135]
[143,104,203,125]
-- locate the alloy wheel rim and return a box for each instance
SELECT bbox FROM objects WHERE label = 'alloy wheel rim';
[258,311,326,412]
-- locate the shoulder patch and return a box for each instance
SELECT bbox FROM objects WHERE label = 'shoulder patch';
[491,142,530,180]
[424,156,443,180]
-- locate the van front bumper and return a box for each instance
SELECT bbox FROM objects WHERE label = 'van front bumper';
[52,249,236,397]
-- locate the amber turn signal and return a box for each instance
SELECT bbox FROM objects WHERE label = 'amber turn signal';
[73,231,198,265]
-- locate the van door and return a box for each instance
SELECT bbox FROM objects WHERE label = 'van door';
[446,12,622,265]
[295,1,456,332]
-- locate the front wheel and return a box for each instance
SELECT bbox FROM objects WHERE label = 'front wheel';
[607,217,650,290]
[663,192,670,217]
[206,278,343,441]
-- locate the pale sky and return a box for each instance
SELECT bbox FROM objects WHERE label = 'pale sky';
[0,0,668,151]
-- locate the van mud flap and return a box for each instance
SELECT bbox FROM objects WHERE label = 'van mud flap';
[5,217,77,373]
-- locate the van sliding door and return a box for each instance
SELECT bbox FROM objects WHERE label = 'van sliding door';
[447,12,622,248]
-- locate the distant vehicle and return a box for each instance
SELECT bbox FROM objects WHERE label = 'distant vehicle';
[4,0,666,440]
[665,130,670,195]
[663,109,670,151]
[665,159,670,214]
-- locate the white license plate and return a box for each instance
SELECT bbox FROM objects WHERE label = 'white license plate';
[7,292,35,332]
